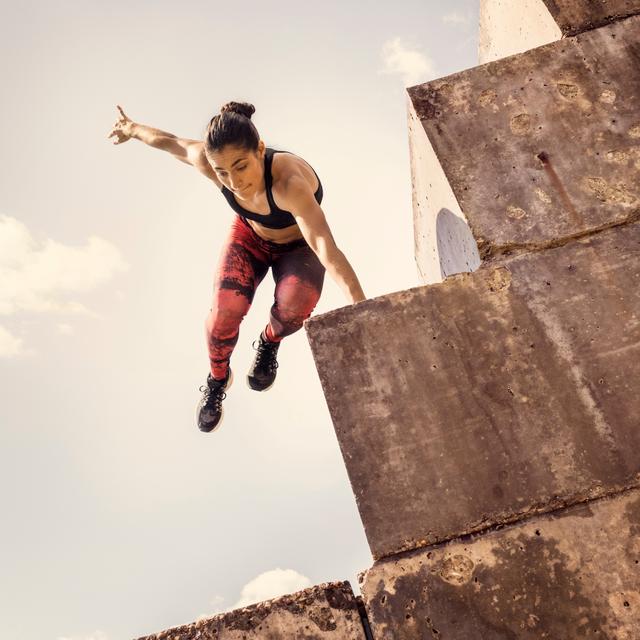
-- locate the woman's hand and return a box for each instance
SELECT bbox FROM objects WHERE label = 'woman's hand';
[107,105,136,144]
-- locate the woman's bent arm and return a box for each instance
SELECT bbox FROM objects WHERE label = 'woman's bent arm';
[283,176,366,304]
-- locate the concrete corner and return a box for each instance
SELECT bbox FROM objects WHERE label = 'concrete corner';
[306,222,640,560]
[409,16,640,283]
[135,582,368,640]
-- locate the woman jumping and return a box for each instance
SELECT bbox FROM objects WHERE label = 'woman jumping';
[108,101,365,433]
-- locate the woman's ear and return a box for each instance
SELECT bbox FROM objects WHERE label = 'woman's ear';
[257,139,266,157]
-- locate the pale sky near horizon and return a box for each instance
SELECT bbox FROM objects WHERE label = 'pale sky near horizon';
[0,1,478,638]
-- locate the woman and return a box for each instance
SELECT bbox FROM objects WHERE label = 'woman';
[108,101,365,433]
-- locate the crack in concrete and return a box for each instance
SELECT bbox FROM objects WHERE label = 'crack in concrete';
[373,480,640,562]
[478,209,640,263]
[560,11,640,36]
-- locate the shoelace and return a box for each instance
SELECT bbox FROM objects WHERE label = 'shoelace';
[253,339,279,373]
[199,382,227,409]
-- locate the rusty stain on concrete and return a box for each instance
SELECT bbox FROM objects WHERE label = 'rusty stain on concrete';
[537,151,583,226]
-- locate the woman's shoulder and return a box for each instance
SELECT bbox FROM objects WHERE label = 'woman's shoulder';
[270,149,319,194]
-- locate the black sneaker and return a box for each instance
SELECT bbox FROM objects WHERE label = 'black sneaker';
[247,333,280,391]
[196,369,233,433]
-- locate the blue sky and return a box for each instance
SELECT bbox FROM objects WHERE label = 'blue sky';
[0,1,478,638]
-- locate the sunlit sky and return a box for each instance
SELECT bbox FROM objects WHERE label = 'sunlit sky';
[0,1,478,638]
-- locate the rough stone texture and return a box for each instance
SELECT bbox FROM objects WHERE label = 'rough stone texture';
[360,489,640,640]
[135,582,368,640]
[306,222,640,560]
[542,0,640,35]
[408,16,640,283]
[479,0,561,63]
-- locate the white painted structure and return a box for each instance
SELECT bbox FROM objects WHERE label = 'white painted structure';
[479,0,562,63]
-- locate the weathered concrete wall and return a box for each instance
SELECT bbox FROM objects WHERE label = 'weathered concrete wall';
[409,15,640,282]
[135,582,368,640]
[542,0,640,35]
[306,221,640,560]
[360,488,640,639]
[479,0,561,63]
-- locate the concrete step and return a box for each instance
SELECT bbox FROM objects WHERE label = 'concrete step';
[135,582,369,640]
[306,221,640,560]
[408,15,640,283]
[359,487,640,639]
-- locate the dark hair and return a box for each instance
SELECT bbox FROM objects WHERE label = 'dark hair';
[204,101,260,152]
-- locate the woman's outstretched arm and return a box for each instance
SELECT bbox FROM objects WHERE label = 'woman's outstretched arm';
[107,106,219,184]
[280,175,366,305]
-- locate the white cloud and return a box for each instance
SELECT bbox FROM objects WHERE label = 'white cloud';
[233,569,312,609]
[0,324,27,358]
[57,632,109,640]
[442,11,472,25]
[197,595,227,620]
[380,37,436,87]
[0,215,129,316]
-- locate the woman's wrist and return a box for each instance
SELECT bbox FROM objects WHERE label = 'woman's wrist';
[348,283,366,304]
[130,122,146,141]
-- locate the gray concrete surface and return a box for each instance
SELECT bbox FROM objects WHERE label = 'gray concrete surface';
[542,0,640,35]
[135,582,368,640]
[408,16,640,283]
[360,488,640,639]
[306,222,640,560]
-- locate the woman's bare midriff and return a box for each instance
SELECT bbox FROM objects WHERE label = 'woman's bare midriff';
[246,219,304,243]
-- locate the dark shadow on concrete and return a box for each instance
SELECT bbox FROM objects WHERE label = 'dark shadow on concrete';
[436,208,481,279]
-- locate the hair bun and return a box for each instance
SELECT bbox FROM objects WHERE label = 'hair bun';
[220,101,255,119]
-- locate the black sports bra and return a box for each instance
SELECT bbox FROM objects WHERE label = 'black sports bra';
[220,147,323,229]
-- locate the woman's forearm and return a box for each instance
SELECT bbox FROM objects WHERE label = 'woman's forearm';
[131,123,178,151]
[323,248,366,304]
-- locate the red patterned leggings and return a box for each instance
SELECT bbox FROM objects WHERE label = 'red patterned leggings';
[205,216,325,380]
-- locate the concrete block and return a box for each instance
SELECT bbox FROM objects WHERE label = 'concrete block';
[135,582,368,640]
[479,0,640,63]
[542,0,640,36]
[306,222,640,560]
[360,489,640,640]
[409,16,640,283]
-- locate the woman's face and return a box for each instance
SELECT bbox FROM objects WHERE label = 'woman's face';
[208,141,265,198]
